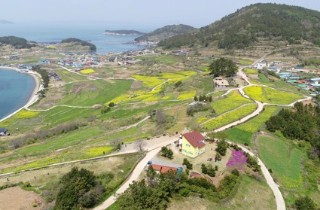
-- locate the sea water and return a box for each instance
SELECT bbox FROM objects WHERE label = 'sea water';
[0,23,147,54]
[0,69,36,120]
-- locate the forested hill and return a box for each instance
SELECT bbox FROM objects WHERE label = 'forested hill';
[61,38,96,52]
[0,36,35,49]
[135,24,195,43]
[159,3,320,49]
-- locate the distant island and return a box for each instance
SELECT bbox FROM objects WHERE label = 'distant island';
[104,30,145,36]
[61,38,96,52]
[0,36,35,49]
[0,19,13,24]
[134,24,195,43]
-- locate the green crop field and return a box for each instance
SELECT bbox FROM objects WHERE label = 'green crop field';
[212,90,252,114]
[257,135,304,189]
[244,86,302,104]
[202,103,257,130]
[243,68,258,74]
[59,79,133,106]
[225,106,279,145]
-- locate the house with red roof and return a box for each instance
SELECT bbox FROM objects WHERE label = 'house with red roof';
[181,131,206,158]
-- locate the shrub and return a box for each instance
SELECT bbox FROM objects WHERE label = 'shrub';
[161,147,173,159]
[183,158,193,170]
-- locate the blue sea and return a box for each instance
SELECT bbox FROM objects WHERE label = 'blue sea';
[0,23,147,54]
[0,69,36,120]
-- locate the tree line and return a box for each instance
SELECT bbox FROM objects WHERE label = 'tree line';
[266,102,320,159]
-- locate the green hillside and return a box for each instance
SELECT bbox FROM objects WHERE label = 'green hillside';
[135,24,195,42]
[159,3,320,49]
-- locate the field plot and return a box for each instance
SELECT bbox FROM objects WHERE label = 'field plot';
[202,103,257,130]
[211,90,252,114]
[257,135,304,189]
[244,86,302,104]
[80,68,95,74]
[167,176,275,210]
[59,79,132,106]
[243,68,258,75]
[225,106,279,145]
[56,69,87,83]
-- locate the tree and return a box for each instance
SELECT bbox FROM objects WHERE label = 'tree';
[183,158,193,170]
[136,140,145,152]
[295,196,317,210]
[161,147,173,159]
[201,164,208,174]
[216,139,228,156]
[209,58,238,77]
[55,168,104,210]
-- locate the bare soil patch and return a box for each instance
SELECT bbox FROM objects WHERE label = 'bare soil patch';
[0,186,45,210]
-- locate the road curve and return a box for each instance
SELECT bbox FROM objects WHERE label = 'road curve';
[94,148,163,210]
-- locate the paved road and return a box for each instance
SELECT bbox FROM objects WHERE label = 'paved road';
[94,148,163,210]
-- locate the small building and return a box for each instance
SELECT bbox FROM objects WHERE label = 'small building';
[181,131,206,158]
[0,128,8,136]
[213,77,229,88]
[150,164,183,174]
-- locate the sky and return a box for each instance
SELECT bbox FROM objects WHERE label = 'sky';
[0,0,320,30]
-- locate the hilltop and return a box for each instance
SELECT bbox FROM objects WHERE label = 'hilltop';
[0,36,35,49]
[61,38,96,52]
[135,24,195,43]
[159,3,320,49]
[105,29,145,35]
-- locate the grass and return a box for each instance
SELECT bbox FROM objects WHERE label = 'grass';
[177,91,196,100]
[225,106,279,145]
[257,135,304,189]
[243,68,258,75]
[56,69,87,82]
[15,110,39,119]
[137,54,178,65]
[132,75,165,87]
[12,127,104,157]
[0,153,144,205]
[202,103,257,130]
[59,79,133,106]
[238,59,254,66]
[80,69,95,74]
[166,176,276,210]
[85,146,114,157]
[212,90,252,114]
[244,86,303,104]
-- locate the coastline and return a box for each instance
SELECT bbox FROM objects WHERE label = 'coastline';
[0,66,43,123]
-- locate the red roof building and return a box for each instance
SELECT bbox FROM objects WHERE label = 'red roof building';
[182,131,206,148]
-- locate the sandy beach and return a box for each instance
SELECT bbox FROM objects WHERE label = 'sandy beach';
[0,66,43,123]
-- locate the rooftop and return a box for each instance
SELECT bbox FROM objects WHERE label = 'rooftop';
[183,131,205,148]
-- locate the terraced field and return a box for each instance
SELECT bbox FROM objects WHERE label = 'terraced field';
[211,90,253,114]
[244,86,302,104]
[202,103,257,130]
[225,106,279,145]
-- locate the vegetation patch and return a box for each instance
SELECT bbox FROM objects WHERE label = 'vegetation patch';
[80,69,95,74]
[257,135,304,188]
[243,68,258,75]
[202,103,257,130]
[244,86,302,104]
[212,90,252,114]
[178,91,196,100]
[85,146,114,157]
[225,106,279,145]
